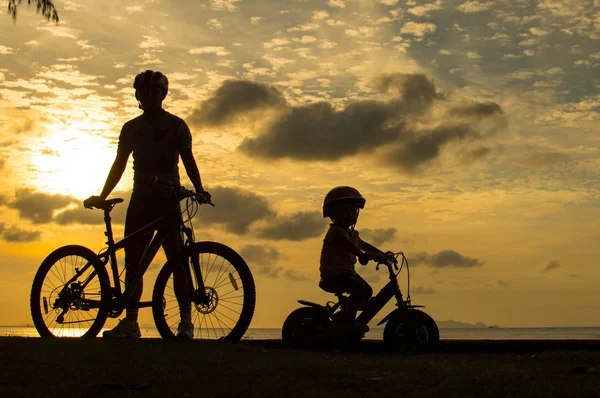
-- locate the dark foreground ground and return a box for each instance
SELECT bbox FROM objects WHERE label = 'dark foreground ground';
[1,338,599,397]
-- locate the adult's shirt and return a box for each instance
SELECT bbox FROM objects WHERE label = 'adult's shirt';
[118,110,192,196]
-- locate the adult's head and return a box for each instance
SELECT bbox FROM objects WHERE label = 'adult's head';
[133,70,169,112]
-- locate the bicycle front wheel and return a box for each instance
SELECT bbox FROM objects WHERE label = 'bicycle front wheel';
[30,245,110,338]
[152,241,256,341]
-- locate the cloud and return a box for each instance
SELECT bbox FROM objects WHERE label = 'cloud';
[408,250,483,268]
[8,189,76,224]
[386,124,478,172]
[457,1,493,13]
[194,186,276,234]
[239,99,402,161]
[187,80,287,127]
[543,260,561,272]
[430,250,482,268]
[4,188,129,226]
[258,211,327,241]
[449,102,503,119]
[241,244,309,281]
[238,73,439,162]
[460,146,492,164]
[54,204,128,225]
[399,22,437,37]
[188,46,231,56]
[240,244,285,265]
[360,227,397,247]
[210,0,240,12]
[0,222,41,242]
[411,286,437,294]
[190,74,503,173]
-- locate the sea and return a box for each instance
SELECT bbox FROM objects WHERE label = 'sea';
[2,326,600,340]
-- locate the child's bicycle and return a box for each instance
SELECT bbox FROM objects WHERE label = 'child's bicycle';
[30,186,256,340]
[282,251,439,352]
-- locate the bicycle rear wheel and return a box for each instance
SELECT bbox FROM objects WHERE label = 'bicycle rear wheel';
[152,241,256,341]
[30,245,110,338]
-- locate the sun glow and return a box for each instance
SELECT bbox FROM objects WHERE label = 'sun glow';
[29,121,121,199]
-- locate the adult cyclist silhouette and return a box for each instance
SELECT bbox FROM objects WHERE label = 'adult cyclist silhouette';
[84,70,211,338]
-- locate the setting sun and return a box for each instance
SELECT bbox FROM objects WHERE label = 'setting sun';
[29,121,122,198]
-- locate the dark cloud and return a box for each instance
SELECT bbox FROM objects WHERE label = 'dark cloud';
[0,158,5,169]
[188,74,503,173]
[187,80,287,127]
[543,260,561,272]
[360,227,397,247]
[54,206,107,225]
[0,194,6,206]
[431,250,482,268]
[374,73,439,113]
[407,250,483,268]
[388,124,478,172]
[258,211,326,241]
[8,188,76,224]
[240,244,309,281]
[460,146,492,164]
[449,102,503,119]
[0,222,41,242]
[46,191,128,225]
[407,252,431,266]
[239,99,403,161]
[240,244,285,266]
[194,186,276,234]
[411,286,437,295]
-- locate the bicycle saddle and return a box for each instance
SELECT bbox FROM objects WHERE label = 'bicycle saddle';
[84,196,124,211]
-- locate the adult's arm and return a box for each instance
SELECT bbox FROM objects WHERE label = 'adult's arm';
[99,147,129,199]
[180,148,206,194]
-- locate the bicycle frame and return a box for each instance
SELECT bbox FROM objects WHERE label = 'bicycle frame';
[59,202,206,316]
[300,259,422,327]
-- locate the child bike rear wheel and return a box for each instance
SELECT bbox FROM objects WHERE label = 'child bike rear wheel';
[152,241,256,341]
[30,245,110,338]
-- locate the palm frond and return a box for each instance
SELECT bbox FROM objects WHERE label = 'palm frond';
[7,0,59,23]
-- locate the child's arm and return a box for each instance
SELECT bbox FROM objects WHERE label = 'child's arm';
[357,237,386,261]
[357,236,382,254]
[332,234,363,257]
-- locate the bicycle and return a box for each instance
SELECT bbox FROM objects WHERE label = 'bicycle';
[30,186,256,340]
[282,251,439,353]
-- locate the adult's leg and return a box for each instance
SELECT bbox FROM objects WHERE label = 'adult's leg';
[123,194,154,321]
[161,204,192,324]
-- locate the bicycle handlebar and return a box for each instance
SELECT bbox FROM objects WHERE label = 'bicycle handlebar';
[178,186,215,207]
[83,186,215,210]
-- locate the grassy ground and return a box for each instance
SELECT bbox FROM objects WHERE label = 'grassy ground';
[1,338,599,397]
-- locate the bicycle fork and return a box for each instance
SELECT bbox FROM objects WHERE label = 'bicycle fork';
[181,226,209,306]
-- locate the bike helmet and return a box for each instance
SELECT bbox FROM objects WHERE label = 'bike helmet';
[133,70,169,94]
[322,186,366,218]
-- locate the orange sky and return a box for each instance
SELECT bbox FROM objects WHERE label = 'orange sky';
[1,0,599,329]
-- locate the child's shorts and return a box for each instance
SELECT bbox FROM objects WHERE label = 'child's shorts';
[319,272,373,301]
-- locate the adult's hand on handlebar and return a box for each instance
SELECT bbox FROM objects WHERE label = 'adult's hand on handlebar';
[195,190,215,206]
[83,195,103,209]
